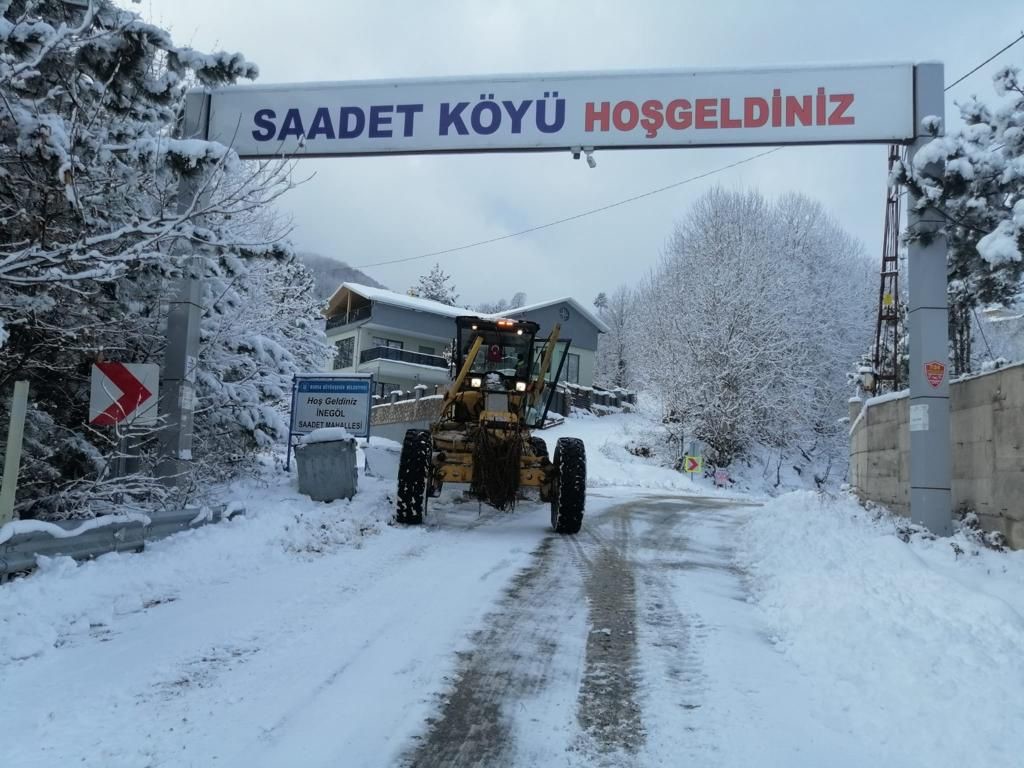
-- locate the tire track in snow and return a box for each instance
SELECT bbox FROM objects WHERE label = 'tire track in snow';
[629,497,753,764]
[404,497,747,766]
[573,520,647,758]
[402,536,577,768]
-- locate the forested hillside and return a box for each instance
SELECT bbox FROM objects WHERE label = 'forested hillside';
[298,252,386,302]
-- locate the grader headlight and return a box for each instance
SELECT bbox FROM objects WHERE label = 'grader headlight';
[515,381,527,392]
[470,377,483,388]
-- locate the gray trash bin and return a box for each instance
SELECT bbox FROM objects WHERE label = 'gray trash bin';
[295,433,358,502]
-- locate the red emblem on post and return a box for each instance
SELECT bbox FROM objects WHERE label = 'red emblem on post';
[924,360,946,388]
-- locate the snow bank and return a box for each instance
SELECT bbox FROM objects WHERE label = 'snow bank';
[738,492,1024,768]
[541,412,737,495]
[366,436,402,450]
[0,464,392,665]
[362,436,402,480]
[542,411,810,498]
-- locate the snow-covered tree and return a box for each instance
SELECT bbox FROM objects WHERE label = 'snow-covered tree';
[630,188,874,469]
[192,245,329,484]
[477,291,527,314]
[594,286,632,388]
[0,1,323,517]
[411,262,459,304]
[897,62,1024,373]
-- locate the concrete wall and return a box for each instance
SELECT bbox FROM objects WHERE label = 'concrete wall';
[370,395,445,443]
[849,362,1024,548]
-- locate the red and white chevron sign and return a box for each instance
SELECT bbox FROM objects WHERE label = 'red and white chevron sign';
[89,362,159,427]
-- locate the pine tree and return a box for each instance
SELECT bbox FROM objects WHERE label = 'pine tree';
[897,62,1024,373]
[413,262,459,304]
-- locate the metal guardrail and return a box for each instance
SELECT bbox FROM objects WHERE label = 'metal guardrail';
[0,505,244,580]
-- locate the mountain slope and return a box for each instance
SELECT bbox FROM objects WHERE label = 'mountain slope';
[297,252,386,302]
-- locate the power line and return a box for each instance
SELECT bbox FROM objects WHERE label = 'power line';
[945,31,1024,91]
[357,36,1024,271]
[356,147,783,269]
[973,307,996,361]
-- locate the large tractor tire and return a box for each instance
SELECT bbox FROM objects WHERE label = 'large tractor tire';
[551,437,586,534]
[396,429,432,525]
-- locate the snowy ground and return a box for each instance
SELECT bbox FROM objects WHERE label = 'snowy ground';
[2,412,1023,767]
[740,492,1024,768]
[541,412,752,496]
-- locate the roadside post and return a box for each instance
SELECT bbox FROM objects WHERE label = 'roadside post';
[0,381,29,525]
[683,453,703,482]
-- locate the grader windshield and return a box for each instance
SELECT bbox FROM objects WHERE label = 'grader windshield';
[453,316,570,428]
[456,317,538,378]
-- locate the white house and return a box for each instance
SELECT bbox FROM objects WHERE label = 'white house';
[322,283,608,397]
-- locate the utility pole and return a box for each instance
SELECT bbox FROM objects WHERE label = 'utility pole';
[905,63,952,536]
[156,92,208,495]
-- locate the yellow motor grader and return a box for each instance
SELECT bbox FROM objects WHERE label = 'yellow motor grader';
[395,315,586,534]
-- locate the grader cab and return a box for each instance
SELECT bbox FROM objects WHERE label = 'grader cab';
[395,316,586,534]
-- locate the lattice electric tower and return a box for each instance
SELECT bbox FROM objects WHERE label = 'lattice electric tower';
[872,145,904,393]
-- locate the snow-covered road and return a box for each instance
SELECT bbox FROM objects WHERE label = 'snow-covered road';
[3,447,1023,767]
[0,489,871,767]
[401,491,870,768]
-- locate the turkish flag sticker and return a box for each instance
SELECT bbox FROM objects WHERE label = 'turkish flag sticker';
[925,360,946,388]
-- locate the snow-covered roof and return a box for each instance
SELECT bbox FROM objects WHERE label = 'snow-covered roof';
[327,282,472,318]
[486,297,610,334]
[326,283,608,333]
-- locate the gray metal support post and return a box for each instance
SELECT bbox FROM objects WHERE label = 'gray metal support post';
[0,380,30,525]
[156,92,209,492]
[906,63,952,536]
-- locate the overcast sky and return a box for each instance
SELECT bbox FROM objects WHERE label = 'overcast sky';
[144,0,1018,308]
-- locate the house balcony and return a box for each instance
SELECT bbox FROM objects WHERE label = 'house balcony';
[359,346,449,369]
[355,346,452,391]
[326,304,372,331]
